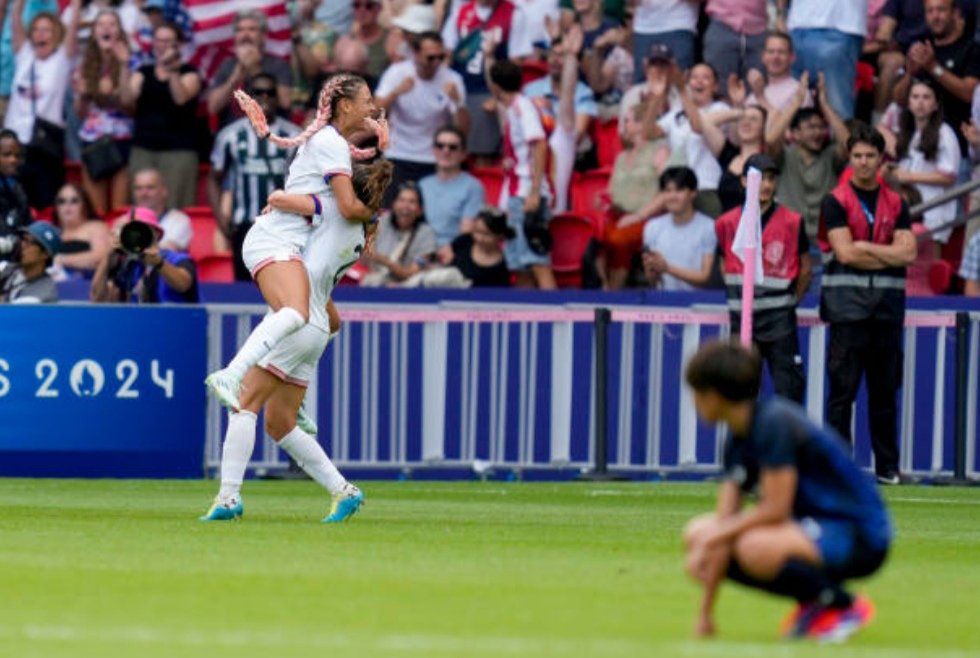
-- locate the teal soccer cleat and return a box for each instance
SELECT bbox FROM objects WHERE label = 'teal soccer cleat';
[199,496,244,521]
[296,401,318,435]
[323,485,364,523]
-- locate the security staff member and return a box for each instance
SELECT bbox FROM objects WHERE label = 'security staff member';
[818,124,917,485]
[715,154,811,403]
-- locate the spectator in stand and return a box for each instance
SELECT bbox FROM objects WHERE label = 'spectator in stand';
[50,182,109,279]
[960,231,980,295]
[350,0,390,80]
[418,125,485,259]
[702,0,767,85]
[388,3,439,64]
[2,0,81,208]
[73,9,133,215]
[318,0,353,36]
[361,182,438,286]
[210,73,299,281]
[768,73,851,241]
[781,0,866,120]
[442,205,512,287]
[618,43,677,135]
[576,3,633,118]
[0,220,60,303]
[90,206,198,303]
[132,0,193,70]
[0,0,58,120]
[715,154,810,403]
[376,31,467,203]
[131,168,191,252]
[631,0,698,79]
[120,21,201,209]
[603,102,680,289]
[0,129,30,263]
[641,167,716,292]
[442,0,533,160]
[488,58,556,289]
[291,0,336,109]
[206,10,292,129]
[657,62,731,217]
[570,0,622,56]
[60,0,146,43]
[880,79,960,244]
[964,87,979,244]
[745,32,813,115]
[892,0,980,160]
[819,123,916,485]
[697,73,779,213]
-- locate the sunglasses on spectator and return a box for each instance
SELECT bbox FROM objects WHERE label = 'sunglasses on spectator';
[250,87,276,97]
[353,1,379,9]
[434,141,461,151]
[55,196,81,205]
[425,54,446,63]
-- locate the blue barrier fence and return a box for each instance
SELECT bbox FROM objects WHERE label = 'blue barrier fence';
[4,288,980,480]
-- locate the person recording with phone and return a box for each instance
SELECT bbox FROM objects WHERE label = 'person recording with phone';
[89,206,199,303]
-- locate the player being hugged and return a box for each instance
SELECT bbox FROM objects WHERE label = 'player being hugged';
[201,159,393,523]
[205,73,388,413]
[682,341,891,642]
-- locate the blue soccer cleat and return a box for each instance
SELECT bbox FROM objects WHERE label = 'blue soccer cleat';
[323,485,364,523]
[199,496,244,521]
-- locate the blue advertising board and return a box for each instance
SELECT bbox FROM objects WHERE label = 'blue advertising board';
[0,305,207,477]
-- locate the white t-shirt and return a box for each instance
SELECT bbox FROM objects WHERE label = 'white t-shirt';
[642,211,717,291]
[513,0,560,47]
[376,60,467,164]
[442,1,534,59]
[159,209,192,251]
[899,122,962,242]
[657,100,730,191]
[502,94,549,201]
[4,44,71,143]
[633,0,699,35]
[787,0,867,37]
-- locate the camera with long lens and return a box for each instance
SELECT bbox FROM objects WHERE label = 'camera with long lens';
[106,221,157,296]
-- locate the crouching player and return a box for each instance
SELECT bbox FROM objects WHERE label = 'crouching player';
[682,341,891,641]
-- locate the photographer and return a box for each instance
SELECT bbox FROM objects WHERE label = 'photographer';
[0,129,30,264]
[0,221,61,304]
[90,207,199,303]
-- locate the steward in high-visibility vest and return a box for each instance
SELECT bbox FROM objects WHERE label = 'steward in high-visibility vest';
[715,154,811,403]
[817,124,917,486]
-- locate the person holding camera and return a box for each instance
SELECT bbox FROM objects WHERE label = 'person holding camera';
[0,220,61,303]
[90,206,199,303]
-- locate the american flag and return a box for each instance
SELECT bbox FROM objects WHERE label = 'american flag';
[185,0,292,81]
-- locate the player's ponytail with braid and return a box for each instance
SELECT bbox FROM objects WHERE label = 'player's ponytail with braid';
[351,159,394,212]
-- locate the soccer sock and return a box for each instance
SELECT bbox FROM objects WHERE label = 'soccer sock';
[770,560,854,608]
[278,426,348,495]
[218,410,257,500]
[225,307,306,380]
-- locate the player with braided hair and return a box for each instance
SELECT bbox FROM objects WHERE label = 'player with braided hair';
[201,157,394,523]
[206,73,388,414]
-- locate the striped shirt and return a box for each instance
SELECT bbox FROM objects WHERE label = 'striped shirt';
[211,117,301,226]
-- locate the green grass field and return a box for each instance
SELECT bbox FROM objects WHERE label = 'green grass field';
[1,479,979,658]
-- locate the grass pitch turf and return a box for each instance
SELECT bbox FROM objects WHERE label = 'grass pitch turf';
[1,479,978,658]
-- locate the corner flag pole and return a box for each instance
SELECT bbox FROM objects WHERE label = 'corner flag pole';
[733,169,763,347]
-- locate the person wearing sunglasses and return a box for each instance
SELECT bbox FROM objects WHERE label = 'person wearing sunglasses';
[0,129,30,264]
[0,221,61,304]
[419,125,485,261]
[376,31,468,206]
[209,73,301,280]
[50,182,109,278]
[350,0,390,80]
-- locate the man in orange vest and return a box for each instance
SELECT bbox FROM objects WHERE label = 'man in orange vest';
[818,124,917,485]
[715,154,811,403]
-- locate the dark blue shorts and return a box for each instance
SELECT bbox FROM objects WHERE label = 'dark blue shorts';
[800,517,889,580]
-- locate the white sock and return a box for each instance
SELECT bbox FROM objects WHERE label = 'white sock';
[225,307,306,379]
[278,426,347,495]
[218,410,257,500]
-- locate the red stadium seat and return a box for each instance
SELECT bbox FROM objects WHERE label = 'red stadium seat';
[569,167,612,226]
[549,213,595,288]
[196,253,234,283]
[195,163,211,207]
[590,118,622,169]
[521,59,549,87]
[470,166,504,208]
[928,260,953,295]
[184,206,224,261]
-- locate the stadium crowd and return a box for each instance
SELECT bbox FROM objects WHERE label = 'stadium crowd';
[0,0,977,298]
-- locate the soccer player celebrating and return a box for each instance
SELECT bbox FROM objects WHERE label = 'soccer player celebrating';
[682,341,891,641]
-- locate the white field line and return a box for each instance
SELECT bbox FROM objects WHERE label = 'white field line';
[667,641,978,658]
[0,623,649,655]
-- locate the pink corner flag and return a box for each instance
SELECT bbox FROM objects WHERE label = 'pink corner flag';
[732,168,764,346]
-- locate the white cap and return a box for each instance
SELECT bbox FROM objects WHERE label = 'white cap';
[391,4,436,34]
